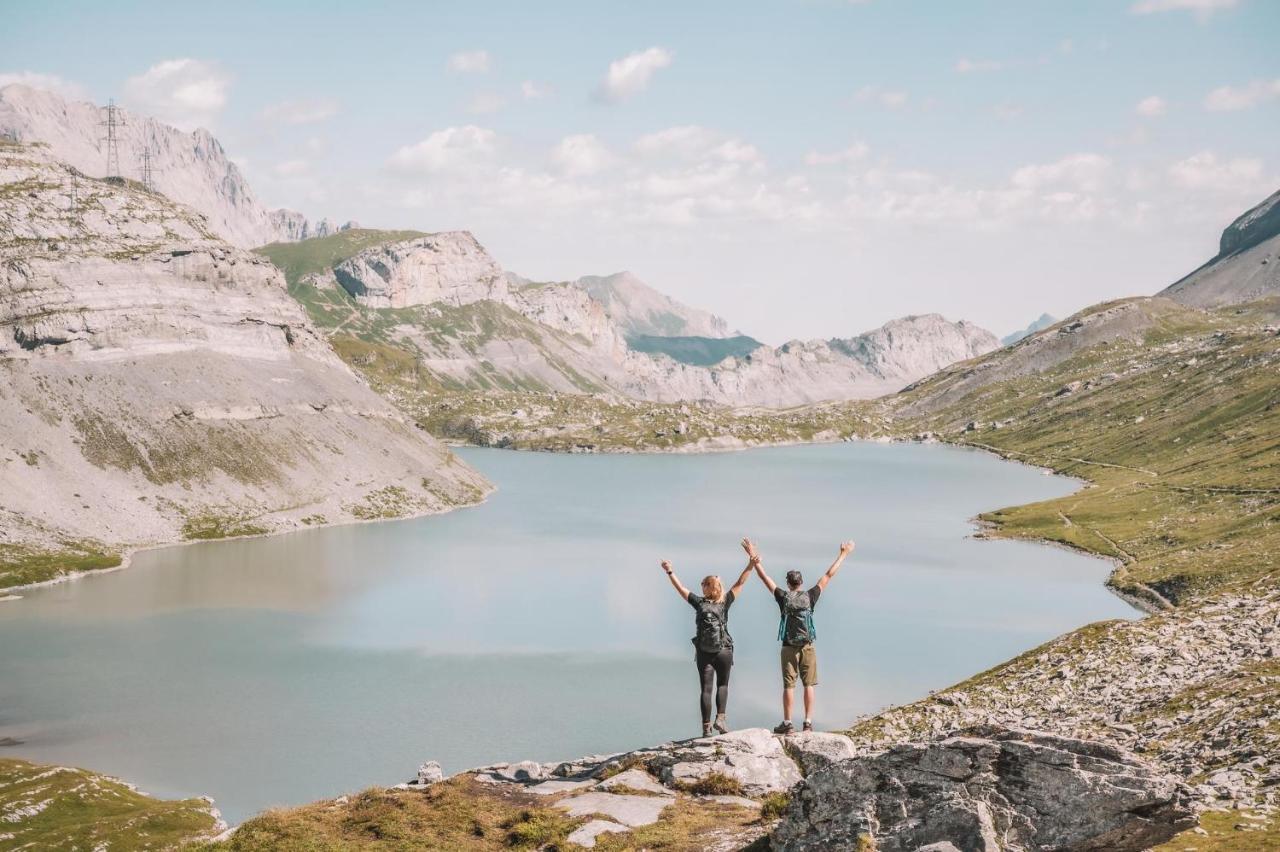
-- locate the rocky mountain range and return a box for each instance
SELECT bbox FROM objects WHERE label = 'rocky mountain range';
[0,140,487,583]
[280,230,1000,408]
[0,83,328,248]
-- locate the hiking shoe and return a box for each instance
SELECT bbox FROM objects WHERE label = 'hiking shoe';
[713,714,729,734]
[773,721,795,735]
[802,720,813,732]
[702,722,714,738]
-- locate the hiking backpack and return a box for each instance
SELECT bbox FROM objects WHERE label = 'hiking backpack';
[692,598,731,653]
[778,590,817,646]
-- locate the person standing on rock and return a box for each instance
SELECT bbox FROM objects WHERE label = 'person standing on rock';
[661,555,756,738]
[744,537,855,734]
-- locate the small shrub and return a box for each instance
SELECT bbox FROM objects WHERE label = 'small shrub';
[759,791,790,821]
[679,771,744,797]
[501,808,574,848]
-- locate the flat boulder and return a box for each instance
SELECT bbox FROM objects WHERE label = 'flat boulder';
[783,731,857,775]
[557,792,670,827]
[649,728,803,797]
[771,726,1196,852]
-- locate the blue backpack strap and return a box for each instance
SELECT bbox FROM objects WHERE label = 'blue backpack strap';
[807,610,817,642]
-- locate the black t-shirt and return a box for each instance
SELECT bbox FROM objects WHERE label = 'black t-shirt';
[688,590,736,610]
[774,585,820,613]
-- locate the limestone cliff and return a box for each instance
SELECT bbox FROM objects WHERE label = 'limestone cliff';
[333,232,508,309]
[0,142,488,581]
[0,83,324,248]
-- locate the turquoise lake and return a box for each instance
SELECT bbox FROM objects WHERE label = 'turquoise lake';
[0,442,1137,823]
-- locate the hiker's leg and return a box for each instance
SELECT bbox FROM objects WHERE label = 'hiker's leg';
[782,686,794,720]
[697,652,715,724]
[714,648,732,715]
[803,685,815,720]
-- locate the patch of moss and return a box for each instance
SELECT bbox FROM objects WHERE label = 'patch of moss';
[181,513,269,541]
[758,791,790,822]
[0,542,122,589]
[673,771,745,797]
[0,757,220,850]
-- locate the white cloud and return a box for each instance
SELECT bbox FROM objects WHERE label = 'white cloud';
[521,80,549,100]
[854,85,909,109]
[598,47,673,102]
[259,97,339,125]
[1135,95,1167,117]
[1011,153,1111,192]
[553,134,614,177]
[1168,151,1262,190]
[1130,0,1236,15]
[448,50,490,73]
[0,71,88,101]
[467,92,507,115]
[1203,79,1280,111]
[387,125,497,174]
[805,143,870,166]
[122,58,230,130]
[954,58,1003,74]
[274,159,310,177]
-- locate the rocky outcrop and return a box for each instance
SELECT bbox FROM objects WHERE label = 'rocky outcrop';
[0,83,327,247]
[772,727,1196,852]
[267,210,359,243]
[1160,188,1280,309]
[0,142,488,573]
[845,591,1280,814]
[397,724,1193,852]
[333,232,507,308]
[577,271,731,338]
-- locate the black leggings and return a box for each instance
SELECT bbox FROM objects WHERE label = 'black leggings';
[695,647,734,723]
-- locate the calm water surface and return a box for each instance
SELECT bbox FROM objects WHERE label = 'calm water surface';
[0,443,1136,823]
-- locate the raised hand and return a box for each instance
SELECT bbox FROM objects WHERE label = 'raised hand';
[661,560,673,574]
[741,537,758,559]
[839,540,855,556]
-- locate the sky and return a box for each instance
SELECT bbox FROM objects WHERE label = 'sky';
[2,0,1278,343]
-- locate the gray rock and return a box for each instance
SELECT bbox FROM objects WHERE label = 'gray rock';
[492,760,546,782]
[566,819,629,848]
[596,768,673,796]
[783,731,857,775]
[557,792,670,827]
[771,727,1196,852]
[649,728,802,796]
[416,761,444,785]
[527,779,596,796]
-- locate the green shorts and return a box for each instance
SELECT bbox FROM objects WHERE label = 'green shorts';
[781,643,818,687]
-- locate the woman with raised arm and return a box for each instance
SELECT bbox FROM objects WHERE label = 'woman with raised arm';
[661,545,756,738]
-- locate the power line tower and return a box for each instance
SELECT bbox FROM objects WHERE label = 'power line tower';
[99,98,126,180]
[139,146,159,191]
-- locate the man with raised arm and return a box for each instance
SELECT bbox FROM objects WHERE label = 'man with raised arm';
[743,537,855,734]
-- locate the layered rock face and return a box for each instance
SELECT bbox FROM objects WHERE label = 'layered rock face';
[0,84,322,248]
[772,727,1195,852]
[333,232,508,308]
[0,142,487,559]
[1160,187,1280,309]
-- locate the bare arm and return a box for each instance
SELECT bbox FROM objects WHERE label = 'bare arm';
[815,540,855,591]
[742,538,777,593]
[728,560,754,598]
[661,560,692,600]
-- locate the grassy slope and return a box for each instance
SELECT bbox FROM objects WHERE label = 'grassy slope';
[0,757,221,850]
[895,301,1280,603]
